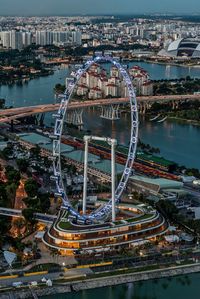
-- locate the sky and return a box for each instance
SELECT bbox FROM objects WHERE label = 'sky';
[0,0,200,16]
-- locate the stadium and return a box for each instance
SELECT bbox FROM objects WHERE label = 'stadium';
[159,38,200,58]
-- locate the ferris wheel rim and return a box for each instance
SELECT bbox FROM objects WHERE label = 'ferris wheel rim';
[52,55,139,222]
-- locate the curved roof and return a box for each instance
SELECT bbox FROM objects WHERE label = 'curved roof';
[166,38,200,57]
[168,39,183,52]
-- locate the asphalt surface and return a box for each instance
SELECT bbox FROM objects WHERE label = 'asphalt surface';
[0,268,89,287]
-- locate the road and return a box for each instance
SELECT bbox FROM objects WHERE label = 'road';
[0,249,200,287]
[0,207,56,223]
[14,179,27,210]
[0,268,89,287]
[1,94,200,123]
[0,272,61,287]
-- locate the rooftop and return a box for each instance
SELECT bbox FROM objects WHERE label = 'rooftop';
[131,175,183,190]
[137,152,176,167]
[17,132,124,175]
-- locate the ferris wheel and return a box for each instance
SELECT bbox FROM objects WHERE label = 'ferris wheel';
[52,54,139,223]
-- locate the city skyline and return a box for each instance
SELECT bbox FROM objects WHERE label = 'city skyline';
[0,0,200,15]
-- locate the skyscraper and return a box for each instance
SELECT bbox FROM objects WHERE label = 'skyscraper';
[2,31,11,48]
[71,31,82,46]
[22,32,32,47]
[10,30,23,50]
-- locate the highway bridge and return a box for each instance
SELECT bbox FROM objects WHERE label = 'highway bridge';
[0,207,56,223]
[0,94,200,123]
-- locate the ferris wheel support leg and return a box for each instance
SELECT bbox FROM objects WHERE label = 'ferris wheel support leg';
[83,136,90,214]
[111,139,116,222]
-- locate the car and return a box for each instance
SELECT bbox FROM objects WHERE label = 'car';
[30,281,38,287]
[12,282,23,288]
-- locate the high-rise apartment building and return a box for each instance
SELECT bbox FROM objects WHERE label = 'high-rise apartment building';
[10,30,23,50]
[71,31,82,46]
[35,30,81,46]
[1,31,11,48]
[1,28,82,49]
[36,31,52,46]
[22,32,32,47]
[1,30,31,50]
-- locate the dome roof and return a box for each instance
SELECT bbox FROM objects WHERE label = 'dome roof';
[166,38,200,57]
[167,38,183,52]
[158,38,200,58]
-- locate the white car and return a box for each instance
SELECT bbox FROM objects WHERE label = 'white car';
[41,277,47,283]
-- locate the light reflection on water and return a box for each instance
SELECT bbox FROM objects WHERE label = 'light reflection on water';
[41,273,199,299]
[84,108,200,170]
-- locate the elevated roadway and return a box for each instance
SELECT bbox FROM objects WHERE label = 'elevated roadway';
[0,207,56,223]
[0,94,200,123]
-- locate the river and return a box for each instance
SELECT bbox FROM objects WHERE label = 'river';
[0,62,200,296]
[41,273,200,299]
[84,109,200,169]
[0,62,200,169]
[1,61,200,107]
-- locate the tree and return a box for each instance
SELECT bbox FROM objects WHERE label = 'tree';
[5,166,20,184]
[23,193,50,213]
[54,83,65,93]
[38,193,50,212]
[0,98,5,109]
[30,145,41,158]
[156,200,178,221]
[0,183,7,206]
[23,196,38,210]
[6,183,18,207]
[0,216,11,247]
[16,159,29,172]
[24,178,39,197]
[43,157,51,168]
[22,208,37,225]
[1,145,13,159]
[13,218,26,235]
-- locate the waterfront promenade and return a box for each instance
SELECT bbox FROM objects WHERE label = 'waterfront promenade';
[1,261,200,298]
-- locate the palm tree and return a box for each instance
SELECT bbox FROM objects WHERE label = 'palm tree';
[14,217,26,236]
[50,248,59,262]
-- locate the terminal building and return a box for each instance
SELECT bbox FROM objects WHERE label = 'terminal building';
[43,204,168,255]
[16,132,169,255]
[130,175,184,199]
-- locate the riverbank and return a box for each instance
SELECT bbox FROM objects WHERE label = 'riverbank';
[124,57,200,68]
[0,70,54,87]
[1,64,200,169]
[168,116,200,126]
[1,262,200,298]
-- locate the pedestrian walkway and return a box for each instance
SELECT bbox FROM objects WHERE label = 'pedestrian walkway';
[8,292,15,299]
[29,287,39,299]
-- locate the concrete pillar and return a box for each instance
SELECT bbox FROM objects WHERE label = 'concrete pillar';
[100,105,120,120]
[111,139,117,222]
[83,136,90,214]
